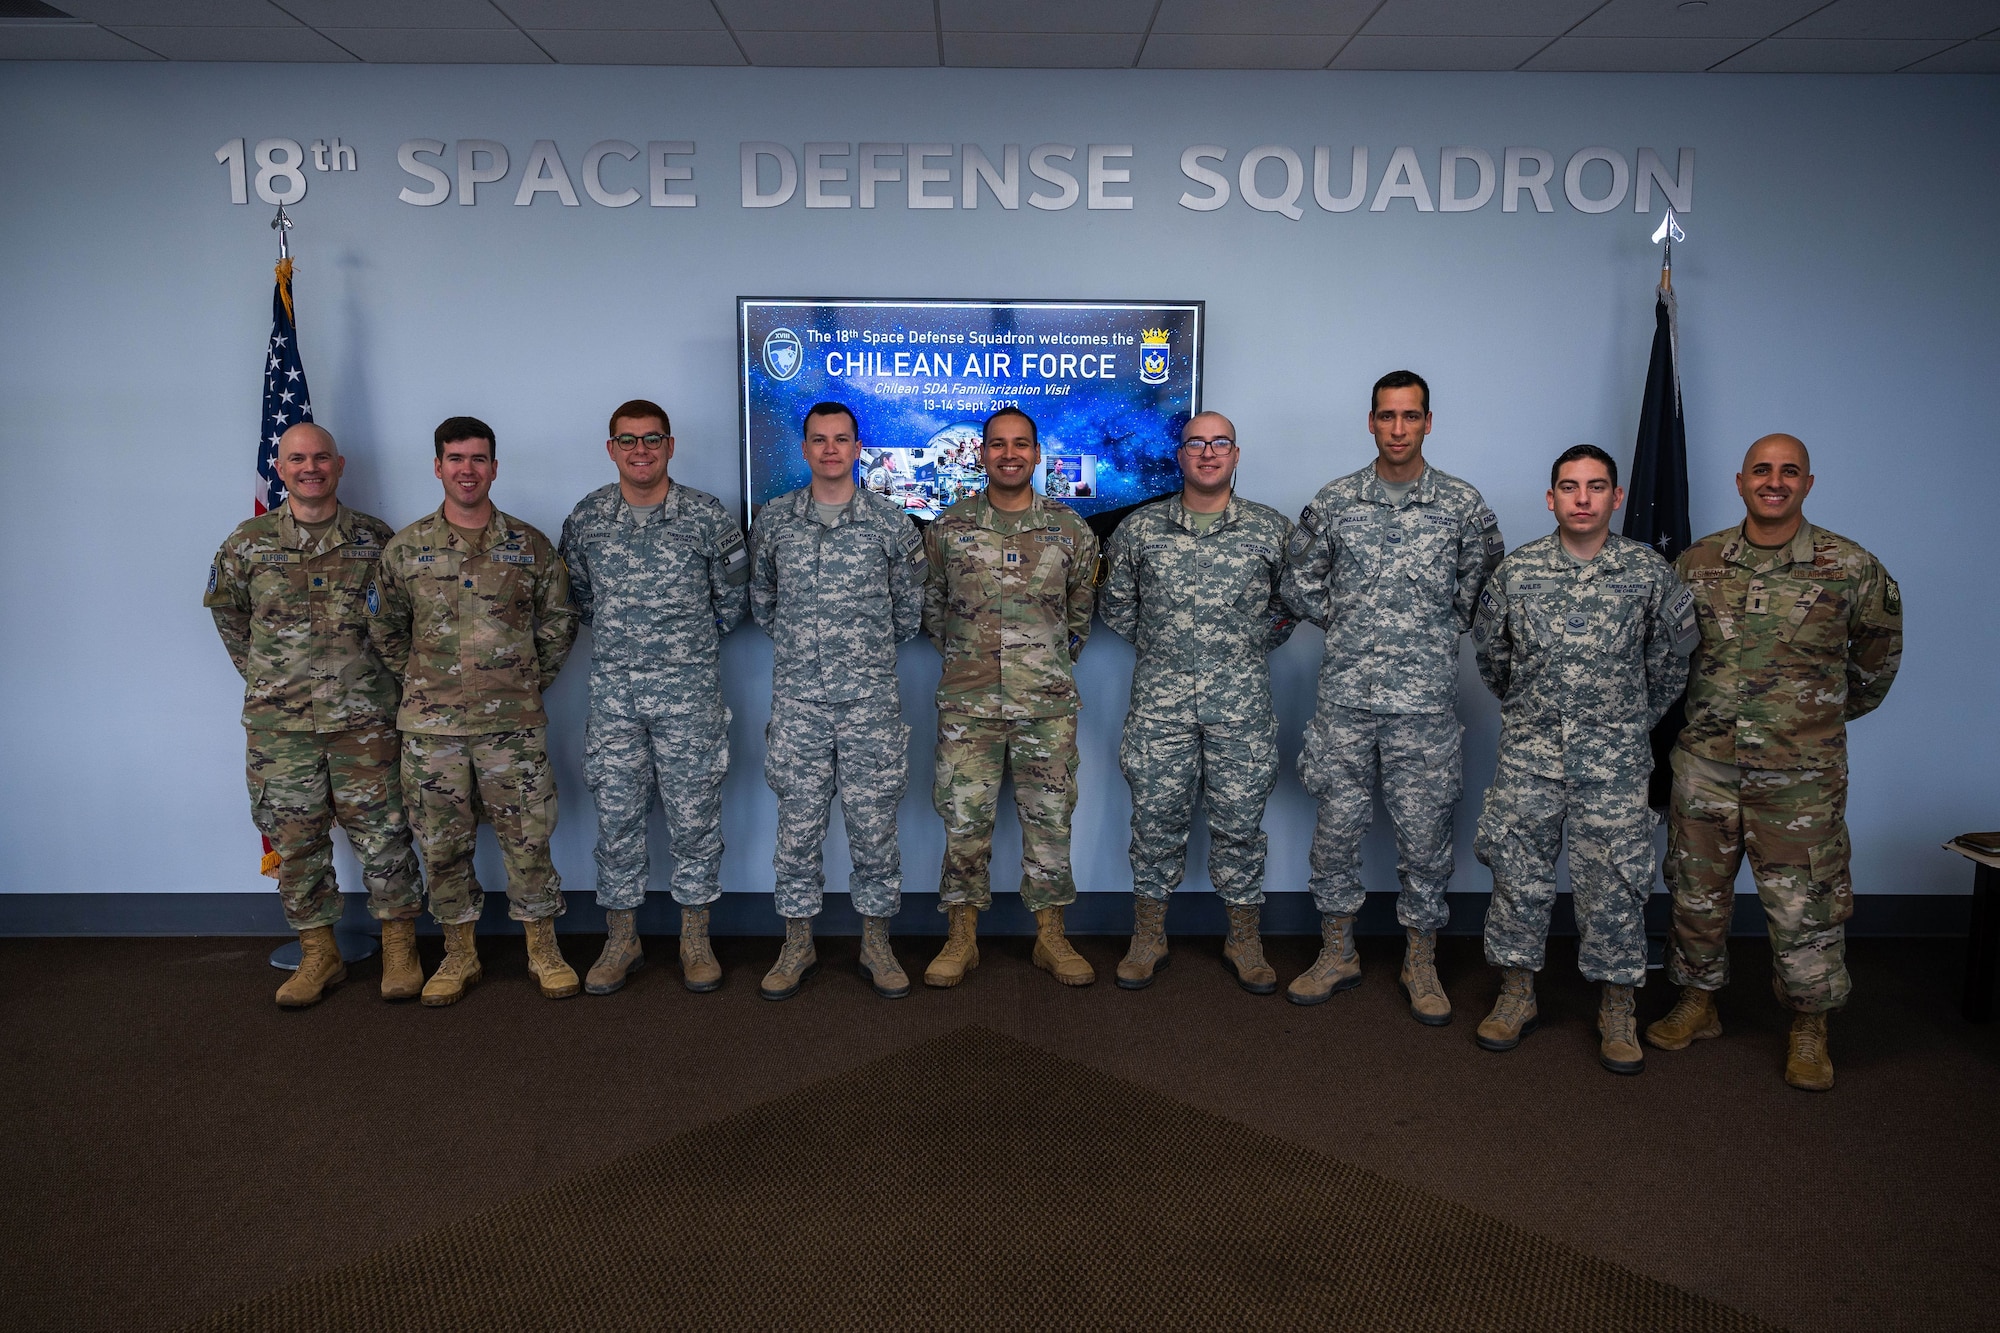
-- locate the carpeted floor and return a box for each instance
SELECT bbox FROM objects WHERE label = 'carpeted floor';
[2,929,1996,1331]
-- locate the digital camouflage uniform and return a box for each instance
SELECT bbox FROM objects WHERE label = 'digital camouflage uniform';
[1099,495,1295,905]
[205,504,422,931]
[1472,533,1697,984]
[924,491,1098,913]
[370,507,577,925]
[1666,523,1902,1012]
[1280,463,1504,928]
[749,485,925,919]
[560,482,748,910]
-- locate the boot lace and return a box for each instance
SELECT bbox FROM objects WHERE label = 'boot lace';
[1792,1016,1827,1063]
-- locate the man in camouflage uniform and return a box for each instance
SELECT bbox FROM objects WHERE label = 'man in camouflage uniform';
[370,416,580,1005]
[1470,445,1696,1073]
[748,401,926,1001]
[923,407,1100,988]
[559,398,749,996]
[205,422,423,1007]
[1099,411,1295,993]
[1646,434,1902,1092]
[1280,370,1504,1023]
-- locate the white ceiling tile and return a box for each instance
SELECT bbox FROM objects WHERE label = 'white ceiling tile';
[1781,0,2000,41]
[716,0,934,31]
[1903,38,2000,68]
[735,28,936,63]
[1331,34,1549,67]
[316,25,552,59]
[941,0,1156,34]
[1569,0,1827,41]
[278,0,511,28]
[1138,31,1344,66]
[54,0,296,24]
[1715,37,1962,70]
[1361,0,1605,37]
[526,27,744,61]
[942,30,1144,64]
[1152,0,1376,35]
[0,21,158,55]
[108,23,358,57]
[1523,35,1760,69]
[494,0,724,29]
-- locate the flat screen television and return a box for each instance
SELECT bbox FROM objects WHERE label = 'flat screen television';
[738,298,1203,527]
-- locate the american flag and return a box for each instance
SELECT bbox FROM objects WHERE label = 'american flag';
[255,257,314,514]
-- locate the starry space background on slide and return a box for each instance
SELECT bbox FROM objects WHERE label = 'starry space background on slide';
[741,299,1201,522]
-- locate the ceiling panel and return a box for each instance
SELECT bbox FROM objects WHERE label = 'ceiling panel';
[1716,36,1962,70]
[940,0,1156,35]
[1152,0,1376,34]
[1139,31,1345,67]
[527,27,744,63]
[53,0,296,23]
[1332,34,1550,67]
[1904,37,2000,69]
[316,25,551,60]
[734,28,937,64]
[1360,0,1605,37]
[1781,0,2000,41]
[1524,35,1759,70]
[0,21,156,54]
[942,31,1144,65]
[277,0,511,28]
[1570,0,1827,41]
[715,0,934,31]
[109,23,357,57]
[494,0,724,30]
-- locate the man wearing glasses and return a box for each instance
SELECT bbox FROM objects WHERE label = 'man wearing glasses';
[1098,412,1296,992]
[559,399,750,996]
[1281,371,1505,1023]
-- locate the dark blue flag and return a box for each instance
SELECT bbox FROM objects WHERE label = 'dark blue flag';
[1625,285,1690,807]
[255,257,314,514]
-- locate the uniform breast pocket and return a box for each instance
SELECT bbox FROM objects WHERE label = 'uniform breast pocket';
[1784,582,1847,650]
[1028,545,1070,604]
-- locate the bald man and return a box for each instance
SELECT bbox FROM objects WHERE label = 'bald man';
[1646,434,1903,1091]
[205,422,424,1007]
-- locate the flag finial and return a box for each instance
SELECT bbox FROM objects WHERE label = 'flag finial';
[270,202,294,262]
[1651,208,1685,291]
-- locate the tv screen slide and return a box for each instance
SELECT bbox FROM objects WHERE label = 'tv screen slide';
[738,298,1203,525]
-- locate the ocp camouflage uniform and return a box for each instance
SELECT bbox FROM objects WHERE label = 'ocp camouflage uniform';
[1472,533,1697,984]
[1280,463,1504,928]
[205,504,421,931]
[370,507,577,924]
[924,491,1097,912]
[560,482,748,910]
[1099,495,1295,905]
[1666,523,1903,1012]
[749,485,925,919]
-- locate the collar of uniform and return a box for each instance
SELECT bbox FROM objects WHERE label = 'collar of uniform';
[1359,461,1433,508]
[616,481,680,527]
[1168,491,1237,533]
[274,502,353,553]
[975,489,1044,531]
[428,505,510,556]
[786,484,862,527]
[1722,520,1814,571]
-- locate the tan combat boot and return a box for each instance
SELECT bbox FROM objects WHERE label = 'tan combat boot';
[925,903,980,988]
[1222,903,1278,995]
[421,920,482,1007]
[1645,986,1721,1050]
[1115,896,1170,990]
[585,907,645,995]
[1400,927,1451,1026]
[524,918,580,999]
[679,905,723,992]
[378,919,422,1002]
[1475,967,1539,1051]
[275,925,346,1008]
[1598,983,1645,1075]
[1784,1011,1834,1092]
[760,918,819,1001]
[1032,906,1096,987]
[1286,914,1360,1006]
[858,915,910,999]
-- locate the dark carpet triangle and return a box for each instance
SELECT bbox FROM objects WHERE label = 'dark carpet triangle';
[183,1024,1779,1332]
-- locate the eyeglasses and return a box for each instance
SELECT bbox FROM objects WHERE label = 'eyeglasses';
[1180,438,1236,455]
[610,432,669,450]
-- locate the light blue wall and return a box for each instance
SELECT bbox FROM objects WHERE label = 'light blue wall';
[2,64,1994,912]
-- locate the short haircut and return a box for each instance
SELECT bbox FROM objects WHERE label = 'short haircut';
[434,415,495,460]
[608,399,671,437]
[983,406,1038,445]
[1371,369,1430,413]
[1551,443,1618,489]
[803,401,859,438]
